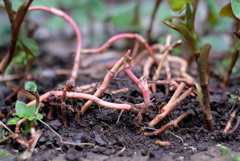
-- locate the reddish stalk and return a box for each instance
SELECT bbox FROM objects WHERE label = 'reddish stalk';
[132,40,140,62]
[61,80,74,127]
[123,53,151,122]
[81,52,122,68]
[78,51,131,116]
[227,116,240,134]
[28,6,82,83]
[111,88,129,95]
[149,87,193,126]
[81,33,158,65]
[155,140,171,146]
[47,106,54,119]
[27,91,139,113]
[15,118,36,148]
[155,80,195,97]
[152,38,182,93]
[143,111,194,136]
[0,0,33,74]
[223,106,240,133]
[221,50,239,88]
[163,82,186,111]
[74,83,97,93]
[135,43,165,64]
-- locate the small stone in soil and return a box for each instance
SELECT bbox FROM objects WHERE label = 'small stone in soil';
[94,133,106,146]
[49,120,62,131]
[117,136,125,145]
[141,149,148,156]
[197,143,207,151]
[65,148,87,161]
[45,141,54,148]
[38,136,47,144]
[149,149,164,159]
[40,145,47,150]
[73,133,85,150]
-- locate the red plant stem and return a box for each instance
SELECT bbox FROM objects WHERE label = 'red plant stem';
[223,106,239,133]
[75,83,97,92]
[156,80,195,97]
[221,50,239,88]
[28,123,36,145]
[15,118,28,134]
[149,87,193,126]
[27,91,139,113]
[81,33,158,65]
[135,43,165,64]
[152,39,182,93]
[15,137,29,148]
[47,106,54,119]
[0,0,33,74]
[170,78,195,86]
[143,111,194,136]
[163,82,186,111]
[124,53,151,122]
[155,140,171,146]
[78,51,131,115]
[111,88,129,95]
[15,118,29,148]
[28,6,82,83]
[132,40,140,62]
[228,116,240,134]
[61,81,74,127]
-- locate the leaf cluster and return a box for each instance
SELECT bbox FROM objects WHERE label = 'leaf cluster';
[7,82,43,128]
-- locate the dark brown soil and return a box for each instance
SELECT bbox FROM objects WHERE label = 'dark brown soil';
[0,53,240,161]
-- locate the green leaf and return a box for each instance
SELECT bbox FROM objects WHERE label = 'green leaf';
[164,19,200,53]
[110,2,142,31]
[27,116,36,121]
[90,0,107,20]
[206,1,220,25]
[13,101,37,120]
[186,3,192,30]
[23,122,31,134]
[220,3,236,19]
[7,118,21,125]
[37,113,44,120]
[167,0,193,12]
[27,105,36,117]
[24,81,37,92]
[230,94,239,99]
[14,101,28,117]
[232,0,240,19]
[18,35,39,58]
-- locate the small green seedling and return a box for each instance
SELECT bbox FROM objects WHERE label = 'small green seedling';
[218,145,230,156]
[232,154,240,161]
[229,84,240,112]
[7,81,43,133]
[0,149,14,160]
[230,94,239,112]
